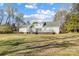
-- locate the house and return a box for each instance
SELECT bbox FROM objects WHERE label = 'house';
[41,21,60,34]
[19,23,30,33]
[19,20,61,34]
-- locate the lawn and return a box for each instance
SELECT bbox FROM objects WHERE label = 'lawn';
[0,33,79,56]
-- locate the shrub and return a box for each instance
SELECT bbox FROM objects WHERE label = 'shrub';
[0,25,13,33]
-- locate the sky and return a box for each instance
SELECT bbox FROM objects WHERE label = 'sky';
[0,3,72,22]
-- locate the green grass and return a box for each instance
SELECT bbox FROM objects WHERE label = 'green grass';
[0,33,79,56]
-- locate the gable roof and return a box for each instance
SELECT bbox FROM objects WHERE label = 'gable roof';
[19,23,29,28]
[19,20,61,28]
[44,20,61,27]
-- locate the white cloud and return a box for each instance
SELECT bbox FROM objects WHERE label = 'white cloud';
[25,5,34,9]
[23,15,32,18]
[37,9,51,14]
[24,9,56,21]
[52,7,55,10]
[50,3,54,5]
[4,12,7,15]
[38,10,55,20]
[25,4,37,9]
[37,9,55,16]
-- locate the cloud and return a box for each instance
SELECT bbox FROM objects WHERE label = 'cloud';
[24,9,56,21]
[52,7,56,10]
[50,3,54,5]
[37,9,55,16]
[37,9,51,14]
[36,9,55,20]
[25,4,37,9]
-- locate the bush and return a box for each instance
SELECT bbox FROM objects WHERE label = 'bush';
[0,25,13,33]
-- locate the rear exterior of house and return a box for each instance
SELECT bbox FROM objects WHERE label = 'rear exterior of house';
[40,21,60,34]
[41,27,60,34]
[19,20,61,34]
[19,24,30,33]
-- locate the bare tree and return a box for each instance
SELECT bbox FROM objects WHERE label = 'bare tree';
[0,9,4,25]
[15,13,25,32]
[5,4,17,25]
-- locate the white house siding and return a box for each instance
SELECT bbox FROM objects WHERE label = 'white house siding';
[19,28,28,33]
[41,27,60,34]
[31,28,36,33]
[34,23,43,28]
[19,26,60,34]
[41,27,53,33]
[52,27,60,34]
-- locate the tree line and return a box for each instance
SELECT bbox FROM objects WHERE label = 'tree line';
[0,4,25,33]
[54,3,79,33]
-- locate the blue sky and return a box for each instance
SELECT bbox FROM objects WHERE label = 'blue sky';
[0,3,72,21]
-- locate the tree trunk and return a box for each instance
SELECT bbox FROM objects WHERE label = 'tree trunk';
[17,21,20,32]
[74,26,77,32]
[6,16,9,24]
